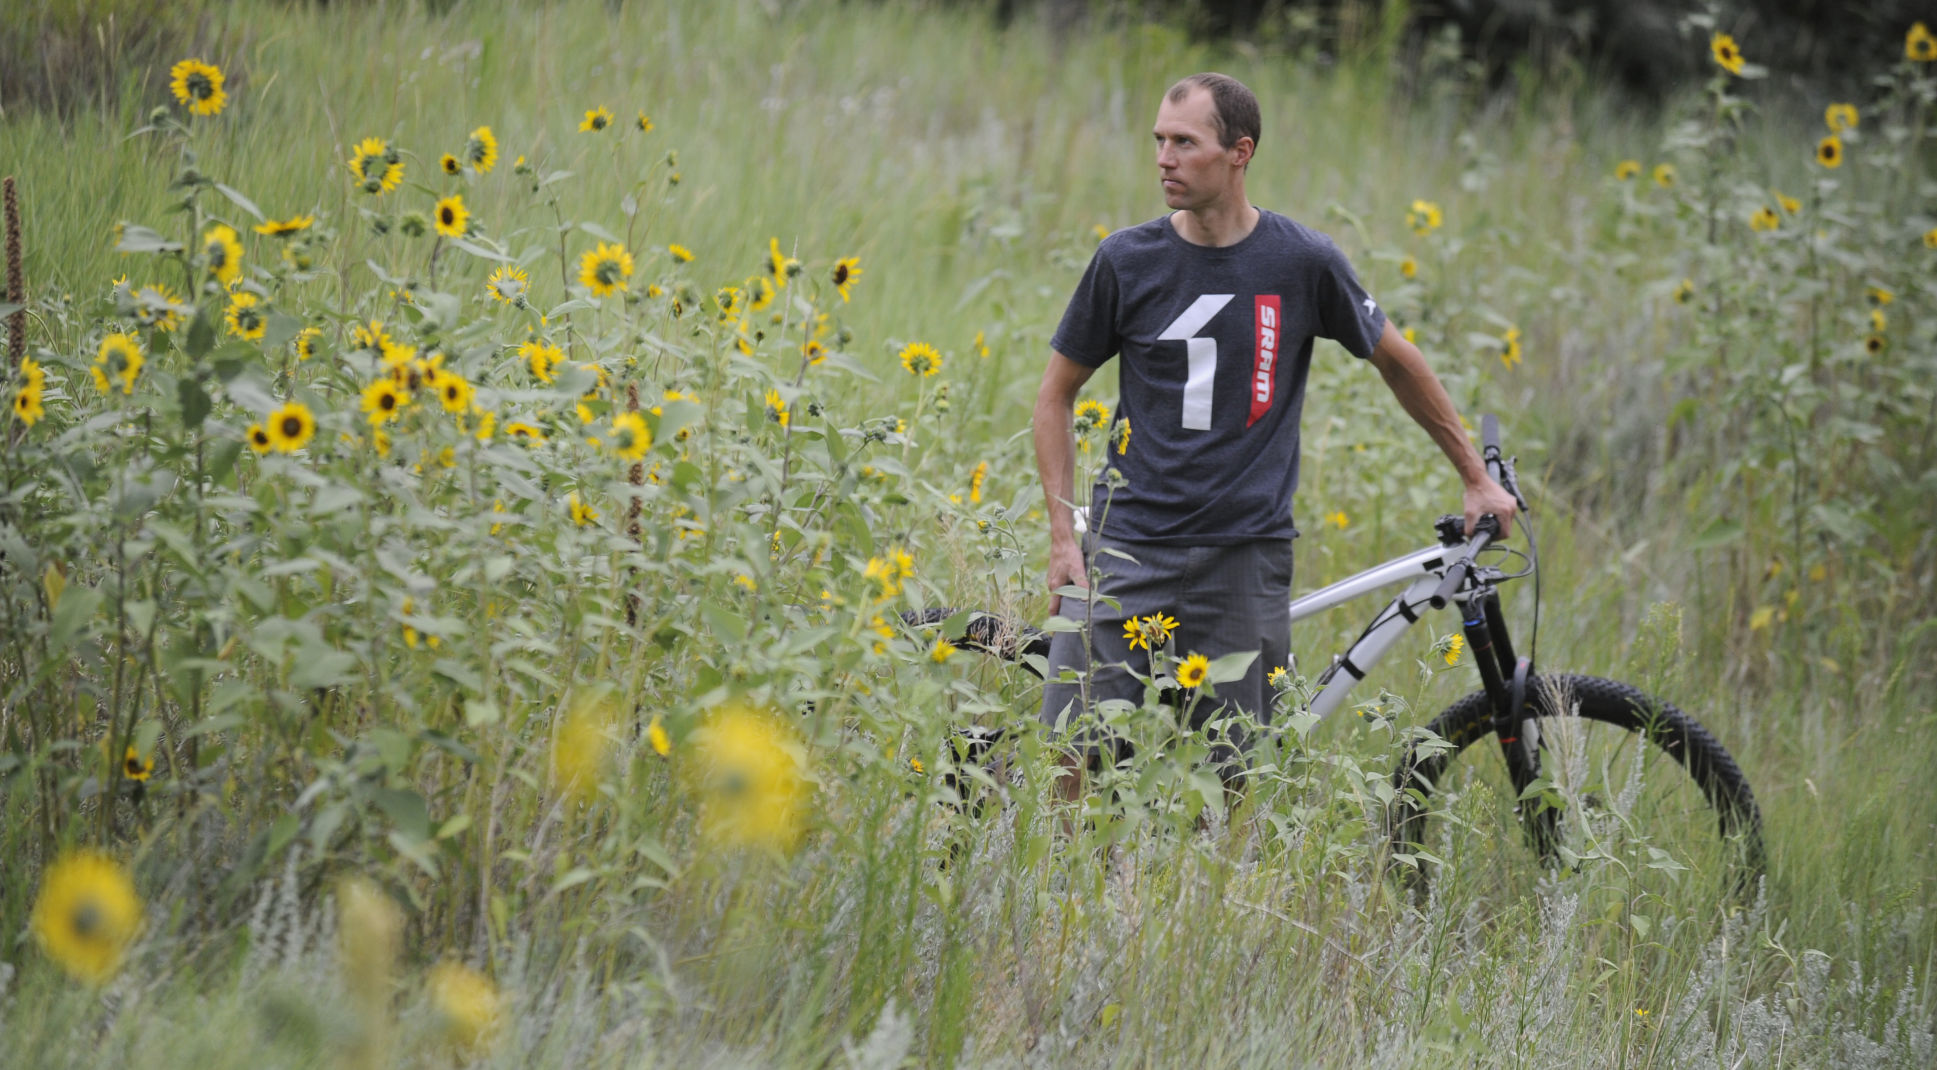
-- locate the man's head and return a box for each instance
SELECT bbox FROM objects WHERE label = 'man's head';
[1154,73,1259,212]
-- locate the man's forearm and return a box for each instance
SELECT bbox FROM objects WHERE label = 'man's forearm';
[1033,393,1080,544]
[1373,340,1487,487]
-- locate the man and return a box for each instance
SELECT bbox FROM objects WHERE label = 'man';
[1032,72,1517,803]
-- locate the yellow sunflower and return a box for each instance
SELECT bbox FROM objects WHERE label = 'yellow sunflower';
[1176,653,1210,689]
[580,106,613,132]
[225,291,267,340]
[1816,136,1843,169]
[969,459,988,502]
[1614,159,1641,181]
[131,283,186,331]
[1924,227,1937,249]
[1710,33,1744,75]
[439,153,461,176]
[1775,191,1801,215]
[802,339,827,365]
[764,387,790,428]
[92,333,144,394]
[1865,334,1887,356]
[203,223,243,286]
[635,111,653,133]
[1073,398,1110,432]
[428,961,503,1052]
[569,492,598,526]
[668,243,695,263]
[294,326,321,361]
[266,401,316,452]
[832,256,862,301]
[768,237,799,288]
[1500,326,1523,369]
[434,194,469,239]
[31,850,144,985]
[505,421,546,445]
[465,126,498,173]
[745,274,774,312]
[348,136,405,195]
[687,704,812,854]
[606,411,652,460]
[486,264,528,305]
[1909,22,1937,62]
[1673,278,1696,305]
[1824,103,1858,134]
[1749,206,1780,232]
[168,58,226,116]
[246,423,272,454]
[578,242,633,297]
[1122,612,1180,652]
[253,214,314,238]
[519,339,563,382]
[1406,199,1443,235]
[361,378,408,426]
[434,372,473,414]
[1399,256,1418,279]
[899,341,942,377]
[1652,163,1676,188]
[13,376,45,427]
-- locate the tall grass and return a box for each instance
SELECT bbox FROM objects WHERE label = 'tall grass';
[1,1,1932,1066]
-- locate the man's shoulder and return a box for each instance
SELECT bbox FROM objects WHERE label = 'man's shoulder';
[1095,216,1172,261]
[1257,209,1346,259]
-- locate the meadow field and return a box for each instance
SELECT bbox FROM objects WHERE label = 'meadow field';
[2,1,1935,1066]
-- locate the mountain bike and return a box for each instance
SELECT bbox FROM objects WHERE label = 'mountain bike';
[905,415,1766,890]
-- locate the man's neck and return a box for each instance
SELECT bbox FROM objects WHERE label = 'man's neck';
[1171,198,1260,248]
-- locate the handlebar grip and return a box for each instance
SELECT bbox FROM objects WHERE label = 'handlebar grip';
[1481,413,1502,485]
[1428,563,1468,609]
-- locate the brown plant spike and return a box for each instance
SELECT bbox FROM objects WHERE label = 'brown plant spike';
[625,380,644,626]
[4,176,23,370]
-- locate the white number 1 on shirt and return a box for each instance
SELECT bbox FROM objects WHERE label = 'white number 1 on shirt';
[1160,294,1234,430]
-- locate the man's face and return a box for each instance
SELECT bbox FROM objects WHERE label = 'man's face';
[1153,88,1248,211]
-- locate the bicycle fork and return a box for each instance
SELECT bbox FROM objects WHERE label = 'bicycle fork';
[1457,589,1557,859]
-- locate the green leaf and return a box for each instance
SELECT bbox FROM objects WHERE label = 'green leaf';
[578,221,622,244]
[464,699,501,727]
[214,183,264,221]
[450,237,513,263]
[116,225,184,254]
[1687,518,1744,551]
[1206,649,1259,685]
[177,376,212,430]
[289,647,358,690]
[371,788,431,842]
[184,306,216,358]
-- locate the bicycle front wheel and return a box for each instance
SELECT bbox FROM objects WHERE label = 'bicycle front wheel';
[1390,673,1765,894]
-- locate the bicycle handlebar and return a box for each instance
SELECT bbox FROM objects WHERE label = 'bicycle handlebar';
[1429,514,1499,609]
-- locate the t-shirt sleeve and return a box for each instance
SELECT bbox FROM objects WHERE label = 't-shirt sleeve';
[1050,246,1122,367]
[1313,239,1387,360]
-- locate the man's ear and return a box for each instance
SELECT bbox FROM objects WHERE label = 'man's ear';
[1230,136,1255,169]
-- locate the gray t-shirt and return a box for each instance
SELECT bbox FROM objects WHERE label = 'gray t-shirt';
[1052,209,1387,545]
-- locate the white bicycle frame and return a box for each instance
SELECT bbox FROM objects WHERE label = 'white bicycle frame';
[1289,536,1487,722]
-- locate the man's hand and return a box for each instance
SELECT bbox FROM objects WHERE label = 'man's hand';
[1463,477,1518,539]
[1045,536,1089,617]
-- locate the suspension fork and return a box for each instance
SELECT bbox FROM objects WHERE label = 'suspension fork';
[1464,588,1556,854]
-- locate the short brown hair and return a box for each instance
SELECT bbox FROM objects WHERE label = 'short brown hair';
[1166,73,1261,154]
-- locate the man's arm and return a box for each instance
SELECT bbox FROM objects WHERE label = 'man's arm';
[1365,320,1518,536]
[1032,351,1097,615]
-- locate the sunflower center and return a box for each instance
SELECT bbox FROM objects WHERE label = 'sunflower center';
[833,265,849,286]
[126,756,143,775]
[254,428,270,445]
[186,72,213,100]
[441,207,456,226]
[208,243,227,268]
[281,415,303,438]
[379,393,397,412]
[71,900,102,938]
[597,261,621,285]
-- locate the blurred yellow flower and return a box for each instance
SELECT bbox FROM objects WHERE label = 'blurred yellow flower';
[247,423,272,454]
[348,136,404,195]
[899,341,942,377]
[122,745,154,781]
[579,242,634,297]
[689,704,813,853]
[1909,22,1936,62]
[92,332,144,394]
[1613,159,1641,181]
[580,106,613,132]
[969,460,988,503]
[1710,33,1744,75]
[253,214,314,238]
[764,387,789,428]
[1176,653,1210,689]
[864,547,915,600]
[435,372,474,414]
[465,126,498,173]
[1816,136,1843,169]
[1073,398,1110,432]
[1775,191,1801,215]
[1500,326,1523,369]
[440,153,461,176]
[648,716,672,756]
[1652,163,1676,188]
[1749,206,1780,232]
[486,264,528,305]
[1673,278,1696,305]
[266,401,316,453]
[225,290,267,340]
[203,222,243,286]
[1824,103,1858,133]
[361,378,407,426]
[31,850,143,985]
[1399,256,1418,279]
[607,411,652,460]
[832,256,862,301]
[1406,199,1443,235]
[1444,633,1464,666]
[294,326,321,361]
[552,689,615,798]
[520,339,563,382]
[434,194,469,238]
[168,58,226,116]
[768,237,799,288]
[930,637,957,663]
[669,243,695,263]
[428,961,503,1052]
[1866,286,1893,306]
[337,876,401,996]
[568,492,598,527]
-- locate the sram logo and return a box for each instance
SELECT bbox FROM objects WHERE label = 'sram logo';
[1249,295,1281,427]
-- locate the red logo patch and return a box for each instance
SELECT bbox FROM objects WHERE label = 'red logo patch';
[1248,295,1281,427]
